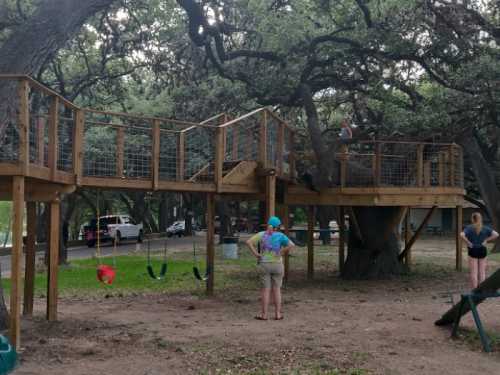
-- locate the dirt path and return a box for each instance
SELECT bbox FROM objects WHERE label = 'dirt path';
[12,237,500,374]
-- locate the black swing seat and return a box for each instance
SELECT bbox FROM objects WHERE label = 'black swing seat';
[147,263,168,280]
[193,265,211,281]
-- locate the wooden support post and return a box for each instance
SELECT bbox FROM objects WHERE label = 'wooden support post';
[277,122,285,176]
[17,80,30,174]
[404,208,411,266]
[23,202,37,316]
[215,127,224,191]
[398,206,437,262]
[116,127,125,178]
[206,193,215,296]
[259,111,268,168]
[307,206,315,280]
[456,205,463,271]
[152,120,160,190]
[265,174,276,219]
[47,199,60,321]
[282,204,290,283]
[416,144,424,187]
[37,117,45,166]
[177,132,185,181]
[48,96,59,180]
[10,176,24,349]
[374,143,382,186]
[338,206,346,274]
[73,109,85,185]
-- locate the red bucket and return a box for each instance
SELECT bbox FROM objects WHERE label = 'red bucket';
[97,265,116,285]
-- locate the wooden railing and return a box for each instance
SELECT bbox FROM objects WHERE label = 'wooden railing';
[0,76,295,191]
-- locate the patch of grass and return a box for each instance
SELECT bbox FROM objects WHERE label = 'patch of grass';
[456,327,500,352]
[2,248,262,297]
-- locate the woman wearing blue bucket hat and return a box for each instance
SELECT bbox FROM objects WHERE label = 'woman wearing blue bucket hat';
[246,216,294,320]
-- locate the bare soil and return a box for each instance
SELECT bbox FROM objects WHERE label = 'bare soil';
[12,237,500,375]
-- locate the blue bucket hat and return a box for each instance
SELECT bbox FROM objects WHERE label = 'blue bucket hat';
[267,216,281,228]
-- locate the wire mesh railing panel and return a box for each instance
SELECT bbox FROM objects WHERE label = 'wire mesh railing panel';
[183,126,216,182]
[0,82,20,162]
[266,115,280,169]
[159,130,178,181]
[344,153,375,187]
[283,127,292,178]
[123,125,152,179]
[57,112,74,172]
[235,117,260,162]
[380,143,418,187]
[83,122,118,177]
[453,146,464,188]
[28,88,51,166]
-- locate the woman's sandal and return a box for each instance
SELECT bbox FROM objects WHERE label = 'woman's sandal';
[254,316,268,321]
[275,315,284,320]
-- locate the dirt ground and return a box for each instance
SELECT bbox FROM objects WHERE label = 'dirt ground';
[12,237,500,375]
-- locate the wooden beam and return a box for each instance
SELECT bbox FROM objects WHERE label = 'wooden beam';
[73,109,85,185]
[116,127,125,178]
[23,202,37,316]
[265,174,276,219]
[9,176,24,349]
[177,133,185,181]
[206,193,215,296]
[48,96,59,180]
[152,120,161,190]
[307,206,315,280]
[259,111,268,167]
[215,127,224,191]
[337,206,346,274]
[17,80,30,175]
[398,205,437,261]
[456,205,463,271]
[47,199,60,321]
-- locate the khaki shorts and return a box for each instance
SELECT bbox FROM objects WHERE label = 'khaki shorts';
[258,262,284,288]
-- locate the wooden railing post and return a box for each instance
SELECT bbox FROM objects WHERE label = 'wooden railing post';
[73,109,84,185]
[259,111,268,168]
[18,79,30,174]
[48,96,59,180]
[438,151,445,187]
[215,126,224,191]
[340,155,347,188]
[152,120,160,190]
[416,144,424,187]
[177,132,185,181]
[232,125,239,160]
[37,118,45,166]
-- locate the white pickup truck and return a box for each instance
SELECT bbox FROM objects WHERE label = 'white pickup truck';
[85,215,143,247]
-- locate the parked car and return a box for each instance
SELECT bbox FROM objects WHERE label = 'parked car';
[166,221,185,237]
[84,215,143,247]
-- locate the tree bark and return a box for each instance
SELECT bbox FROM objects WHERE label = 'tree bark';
[458,132,500,251]
[342,207,406,279]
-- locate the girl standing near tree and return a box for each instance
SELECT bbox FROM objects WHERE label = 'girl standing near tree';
[460,212,499,289]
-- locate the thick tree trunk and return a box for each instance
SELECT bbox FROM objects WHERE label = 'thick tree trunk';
[458,133,500,251]
[342,207,406,279]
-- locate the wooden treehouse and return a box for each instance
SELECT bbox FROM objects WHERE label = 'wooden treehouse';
[0,76,465,348]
